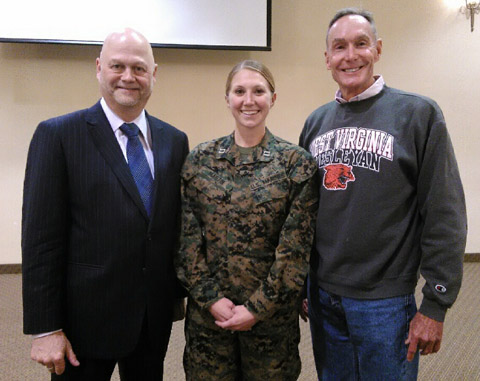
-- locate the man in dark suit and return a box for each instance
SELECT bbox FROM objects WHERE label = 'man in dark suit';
[22,28,189,380]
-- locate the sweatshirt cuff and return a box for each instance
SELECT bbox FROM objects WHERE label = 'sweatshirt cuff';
[419,297,448,322]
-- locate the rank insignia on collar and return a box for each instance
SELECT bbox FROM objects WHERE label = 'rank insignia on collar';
[263,150,271,157]
[218,148,226,154]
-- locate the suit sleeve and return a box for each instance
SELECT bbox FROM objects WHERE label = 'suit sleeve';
[173,133,190,299]
[22,121,69,334]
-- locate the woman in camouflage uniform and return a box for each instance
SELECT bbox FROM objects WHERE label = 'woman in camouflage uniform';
[175,60,318,380]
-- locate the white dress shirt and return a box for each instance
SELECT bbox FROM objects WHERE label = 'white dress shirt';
[100,98,155,177]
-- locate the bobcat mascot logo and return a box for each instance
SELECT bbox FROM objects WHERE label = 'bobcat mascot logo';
[323,164,355,190]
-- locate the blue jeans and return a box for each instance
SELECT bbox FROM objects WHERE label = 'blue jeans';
[308,280,419,381]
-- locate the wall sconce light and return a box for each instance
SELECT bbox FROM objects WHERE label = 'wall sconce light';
[462,1,480,31]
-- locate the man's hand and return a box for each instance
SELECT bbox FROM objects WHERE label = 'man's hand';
[31,331,80,375]
[208,297,235,322]
[405,312,443,361]
[215,305,257,331]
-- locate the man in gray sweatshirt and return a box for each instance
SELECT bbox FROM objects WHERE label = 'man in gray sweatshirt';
[300,8,467,380]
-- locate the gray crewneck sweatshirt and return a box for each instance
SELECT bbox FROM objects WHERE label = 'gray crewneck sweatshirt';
[300,86,467,322]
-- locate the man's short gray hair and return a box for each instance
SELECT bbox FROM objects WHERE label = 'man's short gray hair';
[326,8,378,46]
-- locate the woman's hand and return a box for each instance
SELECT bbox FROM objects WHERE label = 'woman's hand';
[215,305,257,331]
[208,297,235,322]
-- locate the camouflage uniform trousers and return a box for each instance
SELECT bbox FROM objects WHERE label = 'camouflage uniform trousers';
[183,299,301,381]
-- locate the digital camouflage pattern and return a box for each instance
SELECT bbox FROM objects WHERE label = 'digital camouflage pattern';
[175,129,318,380]
[183,302,301,380]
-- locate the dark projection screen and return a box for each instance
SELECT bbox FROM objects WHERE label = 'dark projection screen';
[0,0,271,50]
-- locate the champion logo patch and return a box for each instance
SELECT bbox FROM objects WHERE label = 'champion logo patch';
[435,284,447,293]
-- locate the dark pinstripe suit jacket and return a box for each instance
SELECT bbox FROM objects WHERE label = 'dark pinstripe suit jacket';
[21,101,189,358]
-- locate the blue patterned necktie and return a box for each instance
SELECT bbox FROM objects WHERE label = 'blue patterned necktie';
[120,123,154,216]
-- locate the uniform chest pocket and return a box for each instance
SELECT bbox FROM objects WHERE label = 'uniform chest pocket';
[250,171,289,205]
[190,170,229,204]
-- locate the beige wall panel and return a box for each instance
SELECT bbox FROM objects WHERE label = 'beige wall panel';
[1,0,478,264]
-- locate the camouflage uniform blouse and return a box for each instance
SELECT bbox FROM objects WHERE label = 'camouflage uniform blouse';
[176,129,318,321]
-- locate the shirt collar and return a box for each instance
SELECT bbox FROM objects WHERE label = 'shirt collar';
[100,98,148,138]
[335,75,385,104]
[216,128,275,165]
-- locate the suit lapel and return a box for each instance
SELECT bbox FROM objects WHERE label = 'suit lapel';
[86,102,149,220]
[148,113,168,217]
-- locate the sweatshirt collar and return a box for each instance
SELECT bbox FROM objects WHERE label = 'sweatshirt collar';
[335,75,385,104]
